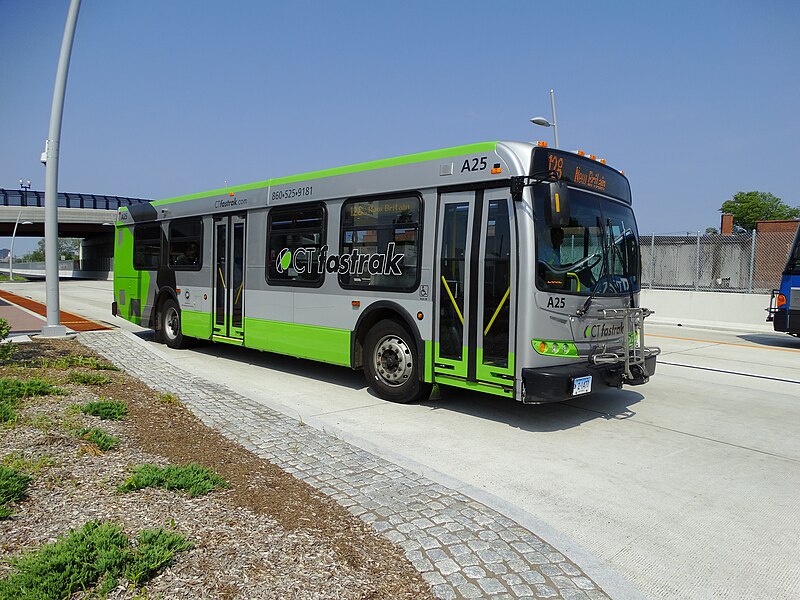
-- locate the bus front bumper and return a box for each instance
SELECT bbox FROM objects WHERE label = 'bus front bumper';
[521,353,658,404]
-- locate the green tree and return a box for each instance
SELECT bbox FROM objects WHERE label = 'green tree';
[720,191,800,231]
[21,238,80,262]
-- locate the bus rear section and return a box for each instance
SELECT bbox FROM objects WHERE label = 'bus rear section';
[767,222,800,336]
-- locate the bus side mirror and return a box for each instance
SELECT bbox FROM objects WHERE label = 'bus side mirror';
[545,181,570,227]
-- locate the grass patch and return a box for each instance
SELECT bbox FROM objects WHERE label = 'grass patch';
[118,464,228,497]
[79,400,127,421]
[0,466,32,519]
[67,371,111,386]
[0,377,66,425]
[0,520,190,597]
[78,428,120,452]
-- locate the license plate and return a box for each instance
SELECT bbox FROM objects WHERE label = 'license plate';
[572,375,592,396]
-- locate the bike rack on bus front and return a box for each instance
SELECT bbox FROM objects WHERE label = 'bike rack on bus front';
[588,307,660,382]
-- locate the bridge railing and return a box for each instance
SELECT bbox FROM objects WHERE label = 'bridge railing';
[3,258,114,273]
[0,188,150,210]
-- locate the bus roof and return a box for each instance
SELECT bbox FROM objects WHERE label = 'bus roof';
[148,141,500,208]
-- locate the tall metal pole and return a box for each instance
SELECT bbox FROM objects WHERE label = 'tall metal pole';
[41,0,81,337]
[9,211,23,282]
[549,89,560,149]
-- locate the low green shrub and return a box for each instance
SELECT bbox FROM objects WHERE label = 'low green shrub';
[0,520,190,597]
[2,451,56,475]
[158,392,181,406]
[78,428,120,452]
[0,377,66,400]
[0,377,66,424]
[125,528,191,585]
[35,355,120,371]
[0,318,15,361]
[0,466,32,519]
[119,464,228,497]
[0,401,14,425]
[79,400,127,421]
[67,371,111,386]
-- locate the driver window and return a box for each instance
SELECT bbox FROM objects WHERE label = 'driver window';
[535,193,604,293]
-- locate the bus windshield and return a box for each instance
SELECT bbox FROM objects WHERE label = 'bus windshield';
[535,190,640,296]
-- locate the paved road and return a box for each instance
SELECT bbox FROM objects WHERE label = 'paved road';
[5,280,800,599]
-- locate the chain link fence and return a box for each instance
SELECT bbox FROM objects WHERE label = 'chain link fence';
[640,229,797,293]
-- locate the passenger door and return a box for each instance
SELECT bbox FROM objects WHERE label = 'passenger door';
[212,213,246,342]
[434,189,515,394]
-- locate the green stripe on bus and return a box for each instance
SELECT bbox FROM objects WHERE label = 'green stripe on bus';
[424,339,433,383]
[433,375,514,398]
[150,142,499,207]
[243,318,351,366]
[182,309,213,339]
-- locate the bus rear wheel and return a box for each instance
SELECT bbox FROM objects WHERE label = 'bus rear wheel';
[160,298,190,349]
[364,320,431,403]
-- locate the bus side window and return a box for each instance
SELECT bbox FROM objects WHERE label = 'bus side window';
[168,218,203,270]
[266,203,326,287]
[339,195,421,291]
[133,224,161,270]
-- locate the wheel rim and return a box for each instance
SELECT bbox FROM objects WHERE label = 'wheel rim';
[373,334,412,387]
[164,306,180,340]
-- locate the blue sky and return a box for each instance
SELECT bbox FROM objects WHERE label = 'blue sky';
[1,0,798,253]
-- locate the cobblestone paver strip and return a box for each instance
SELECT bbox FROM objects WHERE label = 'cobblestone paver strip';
[80,331,611,600]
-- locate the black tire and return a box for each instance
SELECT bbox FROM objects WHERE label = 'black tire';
[160,298,191,349]
[363,319,432,403]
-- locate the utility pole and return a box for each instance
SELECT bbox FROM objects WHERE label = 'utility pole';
[40,0,81,337]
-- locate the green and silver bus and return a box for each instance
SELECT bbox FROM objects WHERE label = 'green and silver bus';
[112,141,659,403]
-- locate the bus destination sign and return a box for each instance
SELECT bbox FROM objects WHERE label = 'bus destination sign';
[532,148,631,203]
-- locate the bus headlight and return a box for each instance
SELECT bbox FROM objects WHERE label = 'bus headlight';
[532,339,578,357]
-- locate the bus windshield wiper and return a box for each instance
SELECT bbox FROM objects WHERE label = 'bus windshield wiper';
[576,219,610,316]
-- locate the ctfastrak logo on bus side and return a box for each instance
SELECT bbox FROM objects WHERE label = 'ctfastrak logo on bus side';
[276,243,405,276]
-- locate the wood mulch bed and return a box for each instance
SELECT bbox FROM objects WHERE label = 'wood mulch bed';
[0,338,433,599]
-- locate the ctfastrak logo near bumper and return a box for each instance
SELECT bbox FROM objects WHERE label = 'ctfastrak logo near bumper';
[583,322,625,339]
[276,243,405,276]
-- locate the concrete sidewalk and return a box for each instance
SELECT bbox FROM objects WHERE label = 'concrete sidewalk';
[0,286,640,600]
[0,289,111,338]
[0,298,46,338]
[79,329,633,600]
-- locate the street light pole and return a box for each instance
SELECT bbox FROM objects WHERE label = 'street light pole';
[10,180,33,282]
[9,211,33,282]
[530,88,560,149]
[19,179,31,206]
[41,0,81,337]
[549,88,559,149]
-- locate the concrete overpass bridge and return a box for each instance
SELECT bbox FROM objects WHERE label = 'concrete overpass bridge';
[0,187,151,278]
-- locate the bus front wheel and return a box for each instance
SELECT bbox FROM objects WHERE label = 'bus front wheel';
[160,298,190,349]
[364,320,431,403]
